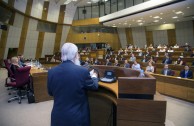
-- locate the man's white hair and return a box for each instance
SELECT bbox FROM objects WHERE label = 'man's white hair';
[61,43,78,62]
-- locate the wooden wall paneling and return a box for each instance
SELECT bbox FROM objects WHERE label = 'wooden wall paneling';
[0,30,9,59]
[66,28,121,50]
[25,0,33,15]
[41,1,49,21]
[72,18,100,26]
[8,0,14,7]
[17,0,33,55]
[35,32,45,58]
[53,5,66,53]
[18,17,29,55]
[193,20,194,37]
[8,12,15,25]
[146,31,154,46]
[125,28,133,45]
[167,29,176,46]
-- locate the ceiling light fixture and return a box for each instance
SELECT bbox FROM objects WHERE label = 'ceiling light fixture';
[154,20,159,22]
[153,16,160,19]
[137,20,142,22]
[172,16,178,19]
[175,11,183,14]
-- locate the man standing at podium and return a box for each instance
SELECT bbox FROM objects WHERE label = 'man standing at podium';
[47,43,98,126]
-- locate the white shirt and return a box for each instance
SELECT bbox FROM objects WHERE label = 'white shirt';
[132,64,141,71]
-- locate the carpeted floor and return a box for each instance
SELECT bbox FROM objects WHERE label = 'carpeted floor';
[0,68,194,126]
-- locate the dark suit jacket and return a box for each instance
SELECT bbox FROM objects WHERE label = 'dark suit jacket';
[47,60,98,126]
[162,58,172,64]
[180,70,193,79]
[161,69,172,76]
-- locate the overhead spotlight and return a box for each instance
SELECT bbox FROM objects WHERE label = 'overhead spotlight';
[175,11,183,14]
[137,20,142,22]
[154,20,159,22]
[172,16,178,19]
[153,16,160,19]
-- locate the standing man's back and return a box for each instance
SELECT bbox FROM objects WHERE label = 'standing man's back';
[47,43,98,126]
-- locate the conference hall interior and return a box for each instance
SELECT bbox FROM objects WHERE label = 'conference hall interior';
[0,0,194,126]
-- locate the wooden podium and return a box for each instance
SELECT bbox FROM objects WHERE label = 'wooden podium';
[31,65,166,126]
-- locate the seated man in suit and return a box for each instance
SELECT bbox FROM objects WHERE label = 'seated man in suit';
[47,43,98,126]
[124,60,130,68]
[180,65,193,79]
[161,64,172,76]
[162,55,172,64]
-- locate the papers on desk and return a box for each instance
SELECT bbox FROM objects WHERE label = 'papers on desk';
[176,77,181,78]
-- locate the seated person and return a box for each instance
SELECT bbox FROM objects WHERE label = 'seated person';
[132,61,141,71]
[184,43,191,52]
[175,57,185,65]
[138,50,143,56]
[167,47,174,52]
[136,47,142,52]
[120,55,126,61]
[141,55,148,63]
[148,44,153,48]
[123,50,128,55]
[85,57,91,65]
[94,58,99,65]
[18,54,26,67]
[157,44,162,48]
[173,44,179,48]
[145,62,154,73]
[162,55,172,64]
[105,58,112,66]
[190,50,194,57]
[180,65,193,79]
[114,60,120,67]
[10,57,21,74]
[123,60,130,68]
[145,50,150,57]
[159,48,166,52]
[129,53,136,62]
[155,51,159,57]
[148,56,156,64]
[161,64,172,76]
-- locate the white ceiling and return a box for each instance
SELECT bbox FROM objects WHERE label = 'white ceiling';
[101,0,194,28]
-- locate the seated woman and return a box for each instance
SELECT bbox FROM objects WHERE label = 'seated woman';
[155,51,159,57]
[148,56,156,64]
[114,60,120,67]
[10,57,21,74]
[123,60,130,68]
[141,55,148,63]
[175,57,185,65]
[167,47,174,52]
[145,62,155,73]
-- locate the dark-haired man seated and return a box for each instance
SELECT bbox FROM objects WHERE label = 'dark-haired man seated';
[161,64,172,76]
[180,65,193,79]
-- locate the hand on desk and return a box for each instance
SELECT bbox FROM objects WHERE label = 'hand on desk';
[90,69,98,78]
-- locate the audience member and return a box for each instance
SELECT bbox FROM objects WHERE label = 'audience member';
[162,55,172,64]
[155,51,159,57]
[132,61,141,71]
[190,50,194,57]
[148,56,156,64]
[123,60,130,68]
[161,64,172,76]
[180,65,193,79]
[141,55,148,63]
[138,50,143,56]
[145,62,154,73]
[175,57,185,65]
[129,53,136,62]
[10,57,21,74]
[18,54,26,67]
[94,58,99,65]
[105,58,112,66]
[167,47,174,52]
[114,60,120,67]
[173,44,179,48]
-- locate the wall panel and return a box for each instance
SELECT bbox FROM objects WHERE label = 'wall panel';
[14,0,27,13]
[125,28,133,45]
[175,21,194,47]
[23,19,39,59]
[41,32,56,57]
[153,30,168,46]
[31,0,44,19]
[47,1,60,22]
[132,27,146,48]
[60,25,70,49]
[146,31,153,46]
[117,28,128,48]
[167,29,176,46]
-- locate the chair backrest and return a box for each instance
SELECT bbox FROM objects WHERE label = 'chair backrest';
[14,66,31,87]
[4,59,14,78]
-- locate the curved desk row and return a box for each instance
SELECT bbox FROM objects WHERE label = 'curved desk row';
[31,66,166,126]
[150,73,194,102]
